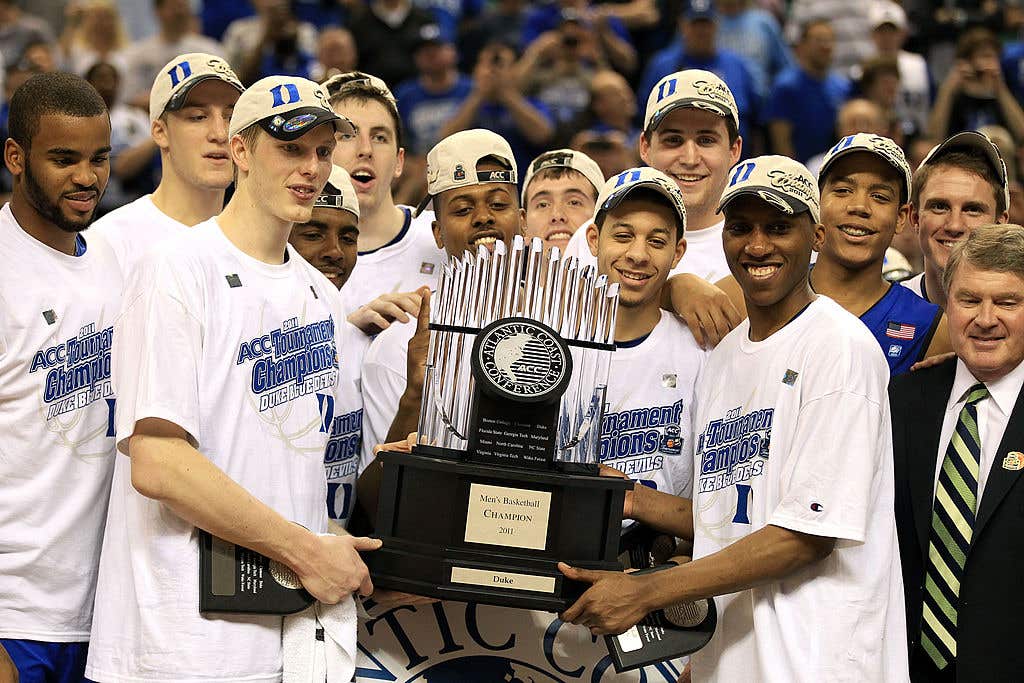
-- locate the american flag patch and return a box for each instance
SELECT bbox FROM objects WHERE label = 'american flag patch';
[886,322,915,340]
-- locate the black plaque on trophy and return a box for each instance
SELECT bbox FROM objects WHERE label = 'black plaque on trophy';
[365,236,633,611]
[198,530,313,614]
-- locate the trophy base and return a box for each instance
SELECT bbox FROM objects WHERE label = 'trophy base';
[366,449,631,612]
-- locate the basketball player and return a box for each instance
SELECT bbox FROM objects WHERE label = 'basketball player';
[709,134,951,374]
[86,76,379,682]
[0,72,118,683]
[522,148,604,250]
[91,53,243,274]
[562,69,746,346]
[325,72,444,330]
[902,131,1010,307]
[559,156,908,682]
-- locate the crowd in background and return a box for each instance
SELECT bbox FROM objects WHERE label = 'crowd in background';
[3,0,1024,278]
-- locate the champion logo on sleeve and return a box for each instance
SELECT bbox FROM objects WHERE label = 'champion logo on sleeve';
[42,309,57,325]
[225,274,242,288]
[782,369,799,386]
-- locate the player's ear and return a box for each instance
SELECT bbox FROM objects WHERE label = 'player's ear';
[230,134,250,174]
[671,234,686,269]
[812,222,826,251]
[151,117,170,151]
[586,221,599,257]
[518,206,526,235]
[908,203,921,234]
[4,138,25,176]
[638,132,651,166]
[894,203,909,235]
[729,135,743,166]
[394,146,405,179]
[432,218,445,250]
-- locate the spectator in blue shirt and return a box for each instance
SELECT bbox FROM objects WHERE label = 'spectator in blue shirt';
[395,24,474,157]
[715,0,793,98]
[438,40,555,173]
[765,19,851,162]
[640,0,760,145]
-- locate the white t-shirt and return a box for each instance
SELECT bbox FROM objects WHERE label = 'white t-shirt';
[564,220,731,283]
[327,323,370,525]
[897,50,931,135]
[602,310,707,497]
[86,219,351,682]
[90,194,188,276]
[359,315,415,469]
[0,204,122,642]
[339,206,445,316]
[689,296,908,683]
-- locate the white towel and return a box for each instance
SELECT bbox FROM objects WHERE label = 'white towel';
[283,596,358,683]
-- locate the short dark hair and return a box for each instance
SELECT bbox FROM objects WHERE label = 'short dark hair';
[8,72,107,150]
[911,150,1006,215]
[325,77,403,149]
[595,187,684,240]
[956,27,1000,60]
[859,56,899,90]
[799,19,832,42]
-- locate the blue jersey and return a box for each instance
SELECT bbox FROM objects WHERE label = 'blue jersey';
[860,282,941,376]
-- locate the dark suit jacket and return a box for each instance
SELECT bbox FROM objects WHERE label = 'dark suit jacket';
[891,358,1024,681]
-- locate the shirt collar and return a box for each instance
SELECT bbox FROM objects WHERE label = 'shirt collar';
[952,357,1024,417]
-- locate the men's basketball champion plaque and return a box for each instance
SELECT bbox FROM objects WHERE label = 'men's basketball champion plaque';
[366,235,632,611]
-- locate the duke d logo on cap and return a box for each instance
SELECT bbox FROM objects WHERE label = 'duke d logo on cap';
[229,75,352,141]
[150,52,243,123]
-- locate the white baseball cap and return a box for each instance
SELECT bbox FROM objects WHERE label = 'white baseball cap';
[920,130,1010,211]
[869,1,907,30]
[644,69,739,134]
[594,166,687,230]
[228,75,352,140]
[316,165,360,220]
[718,155,820,224]
[415,129,518,216]
[521,149,605,205]
[149,52,243,123]
[818,133,913,202]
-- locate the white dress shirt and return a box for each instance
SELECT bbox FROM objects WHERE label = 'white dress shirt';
[935,359,1024,501]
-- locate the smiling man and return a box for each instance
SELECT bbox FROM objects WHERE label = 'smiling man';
[0,71,120,683]
[521,148,604,250]
[902,131,1010,308]
[586,167,707,499]
[891,223,1024,681]
[86,76,380,683]
[91,53,244,275]
[559,156,908,683]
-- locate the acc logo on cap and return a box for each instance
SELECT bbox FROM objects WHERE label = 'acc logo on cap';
[453,164,466,181]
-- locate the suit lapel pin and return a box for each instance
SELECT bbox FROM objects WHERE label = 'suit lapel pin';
[1001,451,1024,471]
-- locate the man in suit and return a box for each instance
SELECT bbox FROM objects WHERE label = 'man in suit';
[892,222,1024,682]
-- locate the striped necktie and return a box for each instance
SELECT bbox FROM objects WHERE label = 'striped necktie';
[920,382,989,670]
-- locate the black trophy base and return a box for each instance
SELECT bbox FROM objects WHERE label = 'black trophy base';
[198,530,314,614]
[366,449,631,612]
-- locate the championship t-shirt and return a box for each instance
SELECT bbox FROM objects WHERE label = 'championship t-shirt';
[0,204,122,642]
[326,323,370,525]
[90,194,189,275]
[689,296,908,682]
[602,310,707,497]
[563,221,731,284]
[86,219,351,682]
[339,206,445,316]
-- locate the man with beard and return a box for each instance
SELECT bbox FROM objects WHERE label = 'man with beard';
[92,53,244,275]
[0,71,120,683]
